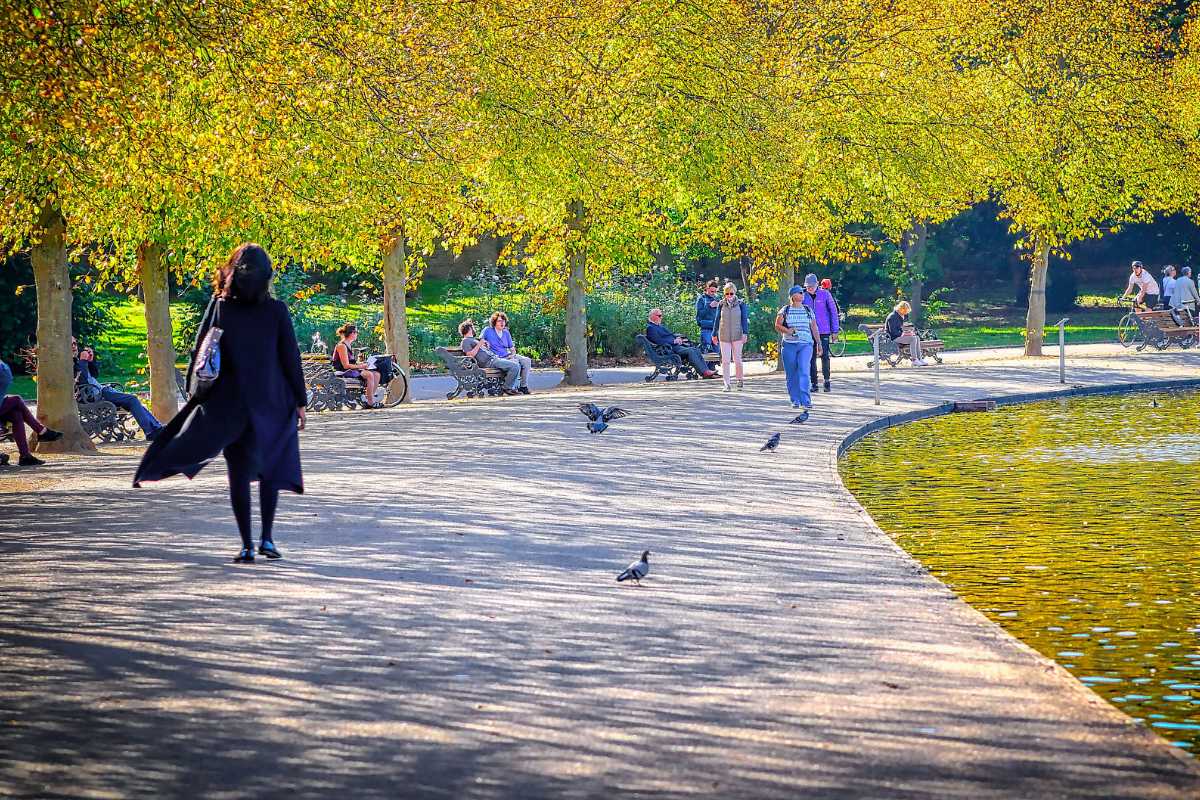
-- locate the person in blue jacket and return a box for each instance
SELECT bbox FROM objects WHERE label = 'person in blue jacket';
[695,281,720,354]
[645,309,715,378]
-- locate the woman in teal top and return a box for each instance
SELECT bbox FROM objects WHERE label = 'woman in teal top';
[774,286,823,409]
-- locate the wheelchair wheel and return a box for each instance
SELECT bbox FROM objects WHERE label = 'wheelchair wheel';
[380,370,409,408]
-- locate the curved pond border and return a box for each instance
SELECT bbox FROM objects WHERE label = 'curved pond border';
[835,376,1200,460]
[832,374,1200,767]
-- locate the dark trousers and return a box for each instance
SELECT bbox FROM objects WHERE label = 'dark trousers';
[671,345,708,374]
[809,334,831,387]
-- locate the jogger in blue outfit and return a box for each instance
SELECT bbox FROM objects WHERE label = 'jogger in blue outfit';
[775,286,823,409]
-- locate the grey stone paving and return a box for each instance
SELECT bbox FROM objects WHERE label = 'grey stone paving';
[4,345,1200,799]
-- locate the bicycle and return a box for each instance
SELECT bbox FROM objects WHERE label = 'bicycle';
[1116,295,1147,348]
[828,312,848,356]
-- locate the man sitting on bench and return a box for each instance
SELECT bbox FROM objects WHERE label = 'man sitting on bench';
[459,318,521,396]
[645,309,716,378]
[73,338,164,440]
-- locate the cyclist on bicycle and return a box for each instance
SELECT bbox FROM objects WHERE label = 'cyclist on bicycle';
[1121,260,1159,310]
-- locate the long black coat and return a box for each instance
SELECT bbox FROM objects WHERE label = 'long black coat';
[134,297,307,493]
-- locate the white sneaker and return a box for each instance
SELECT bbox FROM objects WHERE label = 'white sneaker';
[723,384,732,392]
[913,359,929,366]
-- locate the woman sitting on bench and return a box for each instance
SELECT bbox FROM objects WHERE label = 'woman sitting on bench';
[885,301,928,366]
[332,323,381,408]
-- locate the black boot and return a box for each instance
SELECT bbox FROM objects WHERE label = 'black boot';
[824,380,831,393]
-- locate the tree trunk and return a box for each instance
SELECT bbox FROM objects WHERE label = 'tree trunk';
[564,199,591,386]
[1024,233,1050,357]
[774,257,795,372]
[901,221,927,323]
[655,243,672,270]
[138,241,177,422]
[381,229,411,401]
[31,201,95,453]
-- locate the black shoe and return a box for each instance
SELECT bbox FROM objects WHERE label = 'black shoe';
[18,454,44,466]
[811,385,819,392]
[823,381,831,393]
[234,548,255,563]
[0,453,8,466]
[518,386,531,395]
[37,428,63,443]
[258,541,282,559]
[145,428,161,442]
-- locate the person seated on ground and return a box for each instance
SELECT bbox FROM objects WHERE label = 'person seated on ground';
[1170,266,1200,326]
[458,318,521,395]
[885,301,928,366]
[332,323,382,408]
[1121,260,1159,310]
[480,312,531,395]
[695,280,720,354]
[73,338,164,440]
[0,391,62,466]
[644,309,716,378]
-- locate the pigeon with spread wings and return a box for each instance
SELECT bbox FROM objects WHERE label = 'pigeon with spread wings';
[578,403,630,434]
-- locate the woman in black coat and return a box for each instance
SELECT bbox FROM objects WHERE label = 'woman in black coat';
[134,243,307,563]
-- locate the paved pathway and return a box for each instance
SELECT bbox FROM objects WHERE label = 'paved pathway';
[4,346,1200,799]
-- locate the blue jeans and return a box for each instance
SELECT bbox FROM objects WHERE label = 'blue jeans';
[672,345,708,374]
[0,359,11,399]
[781,341,813,407]
[100,386,162,434]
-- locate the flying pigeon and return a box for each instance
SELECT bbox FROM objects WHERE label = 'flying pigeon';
[579,403,630,433]
[760,432,781,452]
[617,550,650,585]
[789,410,809,424]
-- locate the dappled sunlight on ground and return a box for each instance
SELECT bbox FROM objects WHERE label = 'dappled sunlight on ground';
[3,348,1200,798]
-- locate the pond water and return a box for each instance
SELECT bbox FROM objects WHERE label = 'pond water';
[840,388,1200,751]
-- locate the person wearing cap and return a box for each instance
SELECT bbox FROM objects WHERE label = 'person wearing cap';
[695,280,720,354]
[1121,261,1159,310]
[774,286,823,409]
[645,309,716,378]
[1161,265,1177,311]
[1170,266,1200,325]
[800,273,840,393]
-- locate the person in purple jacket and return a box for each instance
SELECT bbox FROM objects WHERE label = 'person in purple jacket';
[800,273,840,393]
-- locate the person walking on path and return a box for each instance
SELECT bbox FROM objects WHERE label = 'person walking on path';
[695,281,720,354]
[711,282,749,391]
[886,301,928,365]
[800,273,840,393]
[1170,266,1200,325]
[134,243,307,564]
[481,312,532,394]
[1161,265,1177,311]
[775,286,822,409]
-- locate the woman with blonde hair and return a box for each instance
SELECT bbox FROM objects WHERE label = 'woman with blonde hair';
[711,282,749,391]
[885,301,927,365]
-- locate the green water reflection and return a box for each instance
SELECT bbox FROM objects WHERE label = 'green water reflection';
[840,388,1200,750]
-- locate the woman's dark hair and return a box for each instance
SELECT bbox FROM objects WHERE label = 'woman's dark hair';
[215,243,273,304]
[458,318,475,337]
[336,323,357,339]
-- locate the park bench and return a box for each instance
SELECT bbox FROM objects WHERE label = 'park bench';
[636,334,718,382]
[1131,310,1197,352]
[859,323,945,367]
[75,382,141,442]
[435,346,507,399]
[301,340,408,411]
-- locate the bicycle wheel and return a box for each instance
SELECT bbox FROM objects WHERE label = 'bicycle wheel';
[1117,314,1138,347]
[380,369,409,408]
[829,336,846,357]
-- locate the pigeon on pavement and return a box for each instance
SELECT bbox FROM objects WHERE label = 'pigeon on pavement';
[617,550,650,585]
[579,403,630,434]
[760,432,781,452]
[789,410,809,424]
